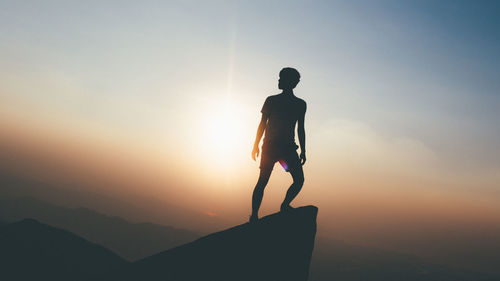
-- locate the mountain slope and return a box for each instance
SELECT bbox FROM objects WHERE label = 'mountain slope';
[2,207,498,281]
[125,206,318,281]
[0,171,226,231]
[0,196,200,261]
[0,219,128,281]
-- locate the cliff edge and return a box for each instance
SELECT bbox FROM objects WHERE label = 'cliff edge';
[126,205,318,281]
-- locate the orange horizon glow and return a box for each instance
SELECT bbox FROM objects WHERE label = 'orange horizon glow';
[1,116,499,236]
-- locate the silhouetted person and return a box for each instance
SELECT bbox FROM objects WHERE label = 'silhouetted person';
[250,67,306,222]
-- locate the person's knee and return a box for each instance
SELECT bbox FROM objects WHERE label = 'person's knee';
[294,175,304,186]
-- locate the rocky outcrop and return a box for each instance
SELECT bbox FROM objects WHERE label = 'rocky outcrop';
[126,206,318,281]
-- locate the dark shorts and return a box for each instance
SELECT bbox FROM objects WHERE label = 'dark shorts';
[260,143,301,172]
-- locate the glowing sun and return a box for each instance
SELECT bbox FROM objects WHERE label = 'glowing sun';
[199,99,253,164]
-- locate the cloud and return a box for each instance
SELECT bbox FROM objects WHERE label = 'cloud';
[309,119,438,181]
[304,118,500,205]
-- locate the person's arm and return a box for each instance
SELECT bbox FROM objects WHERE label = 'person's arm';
[252,114,268,161]
[297,103,306,165]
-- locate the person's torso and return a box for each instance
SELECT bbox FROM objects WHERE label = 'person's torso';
[263,93,305,147]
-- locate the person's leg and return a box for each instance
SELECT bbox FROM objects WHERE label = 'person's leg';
[281,163,304,211]
[251,166,273,220]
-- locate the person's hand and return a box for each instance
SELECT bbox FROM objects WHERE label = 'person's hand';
[252,145,260,161]
[300,151,307,165]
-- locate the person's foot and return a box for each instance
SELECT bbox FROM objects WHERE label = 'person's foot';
[280,203,294,212]
[249,214,258,223]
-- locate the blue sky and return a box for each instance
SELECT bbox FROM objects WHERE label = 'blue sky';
[1,0,499,200]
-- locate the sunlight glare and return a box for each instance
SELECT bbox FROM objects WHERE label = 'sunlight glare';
[199,99,252,168]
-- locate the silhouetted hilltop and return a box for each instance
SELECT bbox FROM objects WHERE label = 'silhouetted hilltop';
[2,207,499,281]
[0,218,127,281]
[124,206,318,281]
[0,171,221,233]
[0,196,200,260]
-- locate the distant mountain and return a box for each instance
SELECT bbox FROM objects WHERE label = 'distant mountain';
[2,205,499,281]
[310,236,500,281]
[0,197,200,261]
[0,171,227,231]
[123,206,319,281]
[0,219,128,281]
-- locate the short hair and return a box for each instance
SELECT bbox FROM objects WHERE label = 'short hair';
[279,67,301,87]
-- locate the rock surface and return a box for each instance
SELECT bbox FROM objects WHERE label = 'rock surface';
[125,206,318,281]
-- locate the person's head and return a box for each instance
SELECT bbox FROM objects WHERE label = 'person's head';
[278,67,300,90]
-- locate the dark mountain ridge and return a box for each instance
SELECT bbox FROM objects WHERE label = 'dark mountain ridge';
[0,207,319,281]
[2,204,499,281]
[0,171,224,231]
[0,218,127,281]
[0,196,200,261]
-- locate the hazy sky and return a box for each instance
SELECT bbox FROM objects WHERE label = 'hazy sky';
[1,0,499,251]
